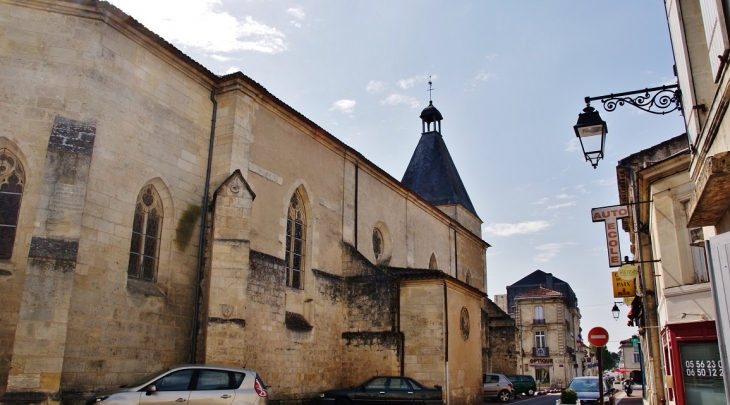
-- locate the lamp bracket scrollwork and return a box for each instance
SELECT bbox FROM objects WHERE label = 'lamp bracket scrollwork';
[585,84,682,116]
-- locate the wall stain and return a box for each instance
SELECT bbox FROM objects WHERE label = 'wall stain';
[175,204,202,251]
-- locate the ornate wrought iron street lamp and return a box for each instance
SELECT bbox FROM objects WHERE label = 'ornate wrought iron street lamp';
[574,84,682,168]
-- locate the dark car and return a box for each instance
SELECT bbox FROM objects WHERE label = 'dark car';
[84,364,268,405]
[505,375,537,396]
[318,376,442,405]
[566,376,615,405]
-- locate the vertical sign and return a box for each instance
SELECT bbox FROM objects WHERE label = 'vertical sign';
[591,205,630,267]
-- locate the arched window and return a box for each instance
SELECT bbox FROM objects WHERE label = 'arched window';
[285,190,306,289]
[127,185,163,281]
[429,253,438,270]
[0,149,25,260]
[465,270,472,286]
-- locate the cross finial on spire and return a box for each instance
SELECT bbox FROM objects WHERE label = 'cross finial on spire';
[427,76,434,103]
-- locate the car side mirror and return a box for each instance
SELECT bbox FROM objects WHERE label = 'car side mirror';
[146,385,157,396]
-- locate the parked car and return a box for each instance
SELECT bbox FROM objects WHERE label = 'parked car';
[483,373,513,402]
[85,364,268,405]
[318,376,442,405]
[505,375,537,396]
[565,376,615,405]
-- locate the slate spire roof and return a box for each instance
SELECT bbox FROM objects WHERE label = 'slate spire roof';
[401,101,479,218]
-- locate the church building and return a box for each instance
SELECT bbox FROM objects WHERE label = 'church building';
[0,1,491,404]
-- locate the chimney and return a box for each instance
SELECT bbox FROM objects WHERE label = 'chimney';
[546,273,554,290]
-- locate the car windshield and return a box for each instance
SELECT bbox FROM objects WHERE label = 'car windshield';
[125,369,171,388]
[568,379,600,393]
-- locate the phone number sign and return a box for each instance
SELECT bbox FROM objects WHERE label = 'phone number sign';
[682,359,724,378]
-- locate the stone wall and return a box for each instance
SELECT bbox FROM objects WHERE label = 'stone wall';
[482,298,517,375]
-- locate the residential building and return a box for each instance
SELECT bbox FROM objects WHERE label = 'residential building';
[505,270,577,317]
[512,283,582,390]
[494,293,508,313]
[615,134,723,405]
[618,338,642,383]
[0,1,491,404]
[664,0,730,403]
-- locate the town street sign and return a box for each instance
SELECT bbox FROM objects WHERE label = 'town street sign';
[587,327,609,347]
[612,271,636,297]
[591,205,630,267]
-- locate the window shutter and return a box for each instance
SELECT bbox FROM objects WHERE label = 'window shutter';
[667,0,701,143]
[700,0,730,81]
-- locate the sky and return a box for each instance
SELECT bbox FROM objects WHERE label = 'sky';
[107,0,688,352]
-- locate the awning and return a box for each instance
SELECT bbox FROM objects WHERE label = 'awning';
[529,364,553,367]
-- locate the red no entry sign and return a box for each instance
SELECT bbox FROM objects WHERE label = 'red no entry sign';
[588,327,609,347]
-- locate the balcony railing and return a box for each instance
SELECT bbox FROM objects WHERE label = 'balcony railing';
[533,347,549,357]
[533,318,546,325]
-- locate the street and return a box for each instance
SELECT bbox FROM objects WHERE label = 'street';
[493,386,644,405]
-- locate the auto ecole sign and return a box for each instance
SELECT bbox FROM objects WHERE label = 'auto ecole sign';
[591,205,630,267]
[611,271,635,298]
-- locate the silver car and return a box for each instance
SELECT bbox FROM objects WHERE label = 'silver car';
[85,364,268,405]
[483,373,514,402]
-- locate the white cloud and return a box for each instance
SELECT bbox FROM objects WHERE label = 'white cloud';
[210,54,232,61]
[381,94,420,109]
[562,184,587,194]
[532,197,549,205]
[290,21,301,28]
[485,53,499,60]
[108,0,287,54]
[565,138,581,152]
[555,194,574,199]
[483,221,550,236]
[547,201,576,209]
[398,74,436,90]
[475,70,497,81]
[595,178,617,187]
[534,242,575,263]
[224,66,240,74]
[286,7,305,20]
[329,99,356,114]
[366,80,387,94]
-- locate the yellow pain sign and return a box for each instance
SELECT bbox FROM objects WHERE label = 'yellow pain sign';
[612,271,636,298]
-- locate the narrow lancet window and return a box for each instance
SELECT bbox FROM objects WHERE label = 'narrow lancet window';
[285,190,306,289]
[0,149,25,260]
[127,185,163,281]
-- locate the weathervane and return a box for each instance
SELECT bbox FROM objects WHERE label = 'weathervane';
[428,76,434,102]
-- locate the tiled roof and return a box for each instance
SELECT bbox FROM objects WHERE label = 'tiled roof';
[516,286,564,298]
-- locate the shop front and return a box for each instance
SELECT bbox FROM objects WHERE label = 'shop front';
[662,321,726,405]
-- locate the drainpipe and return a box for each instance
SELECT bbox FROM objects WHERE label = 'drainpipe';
[190,86,218,363]
[444,281,450,405]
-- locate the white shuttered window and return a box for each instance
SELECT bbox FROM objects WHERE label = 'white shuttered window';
[667,0,701,143]
[699,0,730,81]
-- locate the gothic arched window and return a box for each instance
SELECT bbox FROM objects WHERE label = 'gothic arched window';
[0,149,25,260]
[127,185,163,281]
[429,253,438,270]
[285,190,306,289]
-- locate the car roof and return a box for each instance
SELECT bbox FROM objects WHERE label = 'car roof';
[169,364,257,373]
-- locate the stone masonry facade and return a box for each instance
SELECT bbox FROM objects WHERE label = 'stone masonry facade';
[0,1,492,405]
